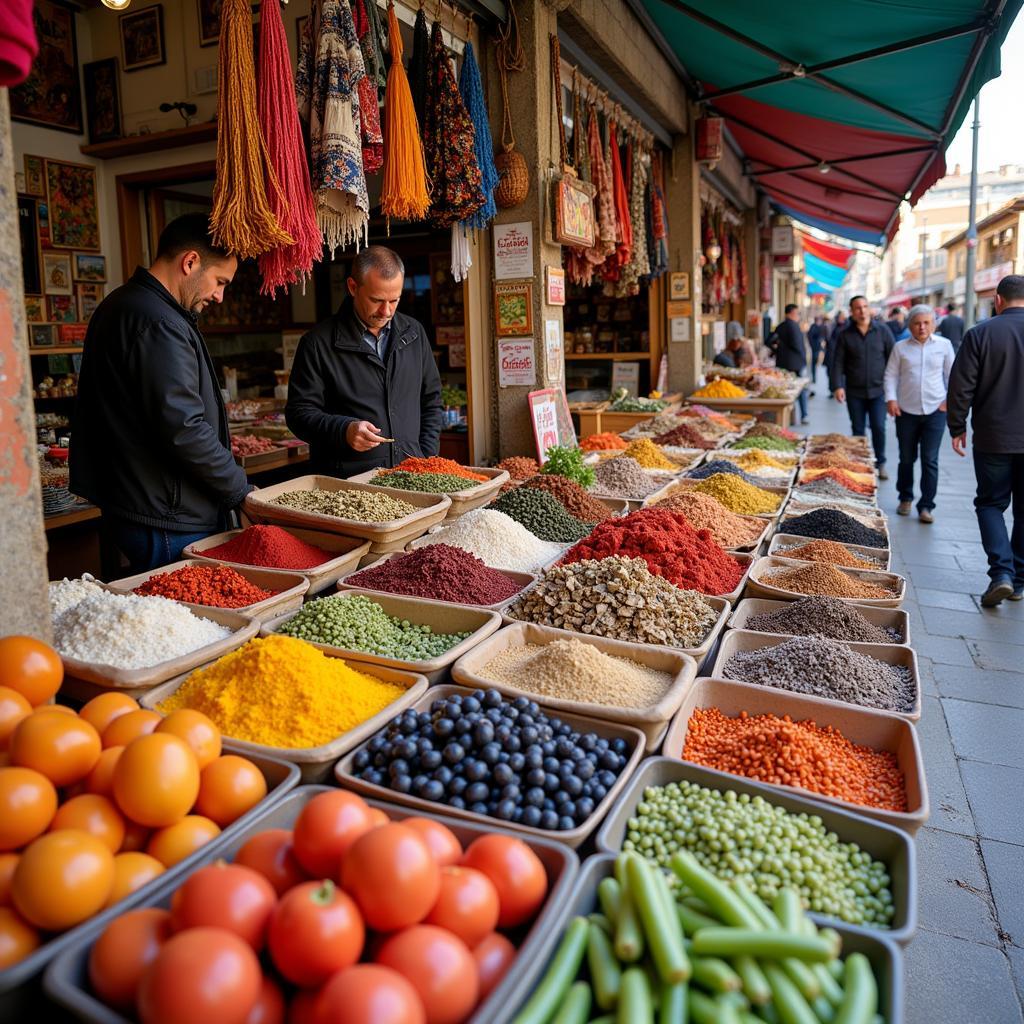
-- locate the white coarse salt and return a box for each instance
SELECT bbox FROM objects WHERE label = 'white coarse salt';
[413,509,566,574]
[49,575,104,619]
[53,588,231,669]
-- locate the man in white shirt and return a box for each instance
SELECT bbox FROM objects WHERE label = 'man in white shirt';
[884,304,955,523]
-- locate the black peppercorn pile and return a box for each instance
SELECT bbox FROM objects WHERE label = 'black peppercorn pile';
[779,507,888,549]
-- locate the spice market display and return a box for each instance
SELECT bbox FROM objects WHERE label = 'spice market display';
[688,473,783,516]
[769,539,885,570]
[758,561,897,600]
[519,473,616,521]
[743,596,904,644]
[132,565,276,609]
[646,491,767,548]
[196,524,335,570]
[488,487,594,543]
[272,488,418,523]
[590,455,668,498]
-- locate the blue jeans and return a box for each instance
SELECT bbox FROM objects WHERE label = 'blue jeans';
[795,387,809,424]
[102,516,215,576]
[895,409,945,511]
[972,451,1024,587]
[846,394,887,466]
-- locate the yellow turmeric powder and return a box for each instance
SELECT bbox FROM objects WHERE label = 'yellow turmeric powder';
[158,635,407,749]
[725,449,795,471]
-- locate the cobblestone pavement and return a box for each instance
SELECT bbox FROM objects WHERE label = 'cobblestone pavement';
[800,382,1024,1024]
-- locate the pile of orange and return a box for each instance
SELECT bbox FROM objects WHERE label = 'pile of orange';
[0,635,269,970]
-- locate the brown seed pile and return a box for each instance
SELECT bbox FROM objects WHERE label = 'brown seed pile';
[802,453,875,474]
[591,456,664,498]
[648,492,765,548]
[808,434,872,453]
[497,456,540,481]
[744,596,902,644]
[774,540,883,570]
[762,562,894,599]
[521,474,615,521]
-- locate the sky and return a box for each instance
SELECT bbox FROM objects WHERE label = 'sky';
[944,14,1024,173]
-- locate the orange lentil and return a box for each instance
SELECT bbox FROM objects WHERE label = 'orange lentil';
[581,432,629,451]
[683,706,906,811]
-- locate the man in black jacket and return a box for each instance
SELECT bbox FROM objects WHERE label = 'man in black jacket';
[286,246,442,478]
[947,275,1024,606]
[70,214,250,574]
[769,304,808,424]
[938,301,966,353]
[829,295,895,477]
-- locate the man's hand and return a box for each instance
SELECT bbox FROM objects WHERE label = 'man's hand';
[887,400,900,418]
[938,401,947,412]
[346,420,385,452]
[834,388,845,404]
[952,433,967,457]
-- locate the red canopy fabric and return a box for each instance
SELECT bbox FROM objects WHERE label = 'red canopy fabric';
[799,234,856,266]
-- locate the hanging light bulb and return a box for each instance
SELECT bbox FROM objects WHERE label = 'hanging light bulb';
[101,0,132,9]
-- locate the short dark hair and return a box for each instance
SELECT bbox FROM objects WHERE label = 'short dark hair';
[850,295,867,307]
[784,303,798,315]
[351,245,405,283]
[890,306,904,317]
[996,275,1024,301]
[155,213,230,263]
[946,301,957,312]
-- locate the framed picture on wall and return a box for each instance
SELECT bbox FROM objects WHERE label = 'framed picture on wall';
[24,297,46,324]
[120,5,166,72]
[17,197,41,296]
[76,283,104,321]
[10,1,83,134]
[197,0,222,46]
[42,253,73,296]
[73,254,107,283]
[30,325,57,349]
[23,156,46,198]
[46,161,101,251]
[48,296,78,324]
[494,282,534,338]
[83,58,123,144]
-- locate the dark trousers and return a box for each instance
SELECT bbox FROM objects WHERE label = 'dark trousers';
[809,344,821,384]
[795,387,809,423]
[101,515,215,577]
[972,451,1024,587]
[846,394,887,466]
[895,409,946,511]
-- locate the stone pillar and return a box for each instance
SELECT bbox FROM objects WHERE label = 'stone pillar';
[743,208,760,334]
[0,92,51,640]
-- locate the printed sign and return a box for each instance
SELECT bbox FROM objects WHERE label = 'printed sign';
[493,222,534,280]
[498,338,536,387]
[670,317,690,343]
[546,266,566,305]
[669,272,690,300]
[611,361,640,397]
[528,388,577,463]
[544,319,562,381]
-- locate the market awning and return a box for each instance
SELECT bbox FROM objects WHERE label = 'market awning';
[630,0,1022,245]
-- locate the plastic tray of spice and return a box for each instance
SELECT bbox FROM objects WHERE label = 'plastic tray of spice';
[746,555,906,607]
[728,596,910,646]
[0,748,298,1008]
[260,588,502,684]
[594,756,917,944]
[242,474,452,548]
[499,852,905,1024]
[451,622,698,752]
[708,628,921,721]
[105,558,310,622]
[140,658,429,783]
[335,551,536,612]
[346,465,510,519]
[184,524,371,595]
[768,532,892,571]
[660,676,928,833]
[42,786,579,1024]
[335,683,646,849]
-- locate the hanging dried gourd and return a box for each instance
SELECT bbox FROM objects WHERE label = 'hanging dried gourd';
[494,0,528,208]
[210,0,293,259]
[458,40,499,231]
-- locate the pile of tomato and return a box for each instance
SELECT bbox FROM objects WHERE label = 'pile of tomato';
[87,789,550,1024]
[0,636,269,971]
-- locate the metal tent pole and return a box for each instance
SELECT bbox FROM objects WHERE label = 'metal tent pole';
[965,97,981,327]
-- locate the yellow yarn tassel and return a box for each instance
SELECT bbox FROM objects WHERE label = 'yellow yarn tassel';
[210,0,294,258]
[381,2,429,222]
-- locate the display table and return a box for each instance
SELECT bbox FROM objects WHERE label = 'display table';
[572,395,682,438]
[684,394,799,428]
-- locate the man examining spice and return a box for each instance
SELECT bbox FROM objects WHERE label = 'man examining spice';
[71,214,250,574]
[286,246,443,478]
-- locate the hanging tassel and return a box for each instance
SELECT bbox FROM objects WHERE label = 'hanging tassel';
[451,224,472,283]
[409,8,430,134]
[210,0,292,259]
[381,2,429,222]
[458,40,499,231]
[256,0,322,295]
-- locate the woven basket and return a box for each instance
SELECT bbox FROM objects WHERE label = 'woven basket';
[495,145,529,208]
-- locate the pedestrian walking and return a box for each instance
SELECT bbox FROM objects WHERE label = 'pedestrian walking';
[830,295,895,477]
[947,274,1024,607]
[824,311,846,397]
[883,305,954,523]
[938,301,966,353]
[768,303,809,424]
[807,315,825,387]
[886,306,909,341]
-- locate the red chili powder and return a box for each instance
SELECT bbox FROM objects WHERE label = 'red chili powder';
[200,525,333,570]
[560,508,744,595]
[378,457,488,481]
[134,565,274,608]
[346,544,522,605]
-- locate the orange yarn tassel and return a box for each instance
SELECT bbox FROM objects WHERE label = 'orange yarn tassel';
[381,2,429,222]
[210,0,293,259]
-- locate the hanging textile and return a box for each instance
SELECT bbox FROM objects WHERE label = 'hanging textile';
[423,20,485,228]
[296,0,370,254]
[354,0,387,97]
[458,41,499,231]
[352,0,383,173]
[380,2,430,221]
[601,123,631,284]
[648,150,669,279]
[451,224,472,282]
[211,0,292,259]
[616,143,650,297]
[256,0,322,294]
[409,7,430,133]
[589,106,617,263]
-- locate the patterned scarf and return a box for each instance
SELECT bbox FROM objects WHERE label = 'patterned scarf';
[616,143,650,297]
[351,0,383,172]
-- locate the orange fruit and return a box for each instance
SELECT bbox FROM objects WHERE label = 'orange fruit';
[0,687,32,748]
[156,710,221,769]
[120,820,151,853]
[106,852,165,908]
[195,755,267,827]
[113,734,199,828]
[84,745,124,798]
[0,767,58,851]
[0,637,62,707]
[0,853,18,904]
[51,794,126,853]
[0,906,39,969]
[102,709,160,749]
[79,693,139,736]
[147,815,221,868]
[9,711,101,787]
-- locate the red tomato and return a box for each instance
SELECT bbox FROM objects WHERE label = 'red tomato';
[472,933,516,999]
[88,907,171,1011]
[170,863,277,951]
[342,823,440,932]
[235,828,308,897]
[291,791,374,878]
[461,835,547,928]
[137,927,262,1024]
[377,925,478,1024]
[402,818,462,867]
[424,866,499,948]
[245,975,285,1024]
[315,964,425,1024]
[267,879,364,987]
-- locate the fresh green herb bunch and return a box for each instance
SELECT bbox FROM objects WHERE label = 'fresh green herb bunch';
[540,445,596,489]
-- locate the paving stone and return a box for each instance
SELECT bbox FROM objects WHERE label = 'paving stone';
[1008,945,1024,1008]
[943,699,1024,768]
[913,634,975,667]
[960,761,1024,844]
[981,839,1024,948]
[933,664,1024,709]
[916,696,975,836]
[916,656,938,698]
[969,638,1024,673]
[915,588,980,611]
[920,606,1024,643]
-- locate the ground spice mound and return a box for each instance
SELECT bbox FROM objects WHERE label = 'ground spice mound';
[744,596,901,643]
[780,508,888,549]
[374,470,483,493]
[724,449,794,472]
[776,540,882,570]
[686,459,777,489]
[134,565,274,608]
[809,433,870,452]
[496,456,540,480]
[682,405,741,430]
[722,635,916,713]
[581,432,629,451]
[800,467,876,495]
[378,457,488,481]
[622,438,679,470]
[561,507,744,595]
[489,487,594,542]
[653,422,718,449]
[345,544,521,605]
[682,707,906,811]
[762,561,893,599]
[793,478,877,506]
[478,637,675,709]
[691,473,781,515]
[159,635,406,748]
[693,378,747,398]
[745,422,800,442]
[521,474,615,521]
[678,411,732,435]
[591,456,664,497]
[201,525,333,570]
[803,453,874,474]
[730,435,799,452]
[647,492,764,548]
